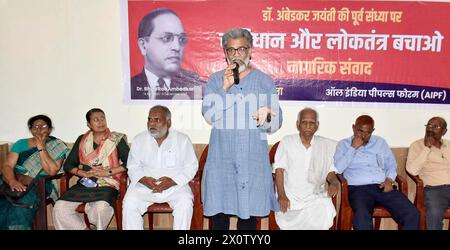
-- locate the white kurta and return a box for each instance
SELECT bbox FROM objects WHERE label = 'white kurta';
[273,134,337,230]
[122,129,198,230]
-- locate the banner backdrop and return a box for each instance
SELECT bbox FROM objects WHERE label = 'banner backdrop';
[124,0,450,104]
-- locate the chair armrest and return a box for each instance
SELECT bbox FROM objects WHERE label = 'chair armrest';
[189,165,204,230]
[195,145,208,205]
[118,171,128,202]
[336,174,350,208]
[326,174,338,208]
[36,173,65,202]
[192,167,202,183]
[43,172,65,202]
[330,193,338,230]
[45,172,64,181]
[189,177,201,206]
[189,169,202,205]
[395,175,408,196]
[336,174,353,230]
[35,178,47,201]
[406,172,425,208]
[33,173,65,230]
[59,172,73,195]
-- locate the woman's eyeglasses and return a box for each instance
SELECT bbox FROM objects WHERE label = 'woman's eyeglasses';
[31,124,48,130]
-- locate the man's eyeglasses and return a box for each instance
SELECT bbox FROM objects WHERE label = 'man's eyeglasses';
[225,46,249,56]
[155,32,188,46]
[31,124,49,130]
[425,124,442,129]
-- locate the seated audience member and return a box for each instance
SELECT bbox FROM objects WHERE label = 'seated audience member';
[53,108,129,230]
[334,115,419,230]
[406,116,450,230]
[0,114,68,230]
[274,108,339,229]
[122,105,198,230]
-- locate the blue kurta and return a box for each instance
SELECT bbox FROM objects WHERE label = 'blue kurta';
[202,68,282,219]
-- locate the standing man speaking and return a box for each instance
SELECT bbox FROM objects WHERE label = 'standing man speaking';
[202,28,282,230]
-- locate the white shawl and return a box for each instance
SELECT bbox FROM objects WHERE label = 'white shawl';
[307,135,338,194]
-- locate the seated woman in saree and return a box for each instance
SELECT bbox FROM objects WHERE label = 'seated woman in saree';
[0,114,68,230]
[52,108,129,230]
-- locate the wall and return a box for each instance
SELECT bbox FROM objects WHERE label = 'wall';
[1,0,450,147]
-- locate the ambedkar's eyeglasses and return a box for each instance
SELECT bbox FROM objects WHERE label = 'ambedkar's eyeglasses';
[155,32,188,46]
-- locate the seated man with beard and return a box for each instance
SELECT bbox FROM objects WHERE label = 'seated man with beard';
[122,105,198,230]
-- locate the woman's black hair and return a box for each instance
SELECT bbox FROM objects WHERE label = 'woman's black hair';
[27,114,53,129]
[86,108,105,122]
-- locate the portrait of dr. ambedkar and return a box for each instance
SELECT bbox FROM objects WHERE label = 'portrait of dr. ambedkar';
[130,8,204,100]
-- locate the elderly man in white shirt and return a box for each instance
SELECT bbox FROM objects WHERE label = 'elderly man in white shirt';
[273,107,339,229]
[122,105,198,230]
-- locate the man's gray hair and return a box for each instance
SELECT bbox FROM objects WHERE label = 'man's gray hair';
[221,28,253,48]
[150,105,171,120]
[298,107,319,122]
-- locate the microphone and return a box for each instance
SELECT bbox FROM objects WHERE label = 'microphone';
[232,62,240,85]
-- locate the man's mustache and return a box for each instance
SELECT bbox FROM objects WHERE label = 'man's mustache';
[231,58,243,62]
[426,131,435,136]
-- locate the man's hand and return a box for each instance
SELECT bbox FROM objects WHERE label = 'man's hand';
[277,194,290,213]
[327,182,339,198]
[379,178,395,192]
[326,172,339,198]
[351,135,365,149]
[152,176,176,193]
[223,63,238,92]
[139,176,158,190]
[424,135,435,148]
[253,107,276,127]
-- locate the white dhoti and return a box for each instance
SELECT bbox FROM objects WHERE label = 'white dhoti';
[275,196,336,230]
[53,200,114,230]
[122,183,193,230]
